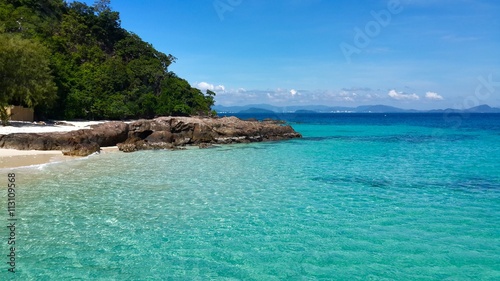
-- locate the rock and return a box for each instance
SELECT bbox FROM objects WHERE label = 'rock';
[62,142,100,156]
[116,143,138,153]
[192,123,216,144]
[199,143,214,149]
[145,131,173,143]
[54,121,75,126]
[117,140,176,152]
[117,116,301,151]
[87,121,129,147]
[0,133,47,150]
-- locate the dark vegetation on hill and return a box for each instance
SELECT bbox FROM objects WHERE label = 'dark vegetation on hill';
[0,0,215,122]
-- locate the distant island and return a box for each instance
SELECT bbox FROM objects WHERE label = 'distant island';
[214,104,500,114]
[238,107,276,114]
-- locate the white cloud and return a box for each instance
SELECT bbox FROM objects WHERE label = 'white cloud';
[339,91,357,97]
[388,90,420,100]
[196,82,212,91]
[425,91,444,100]
[195,82,225,92]
[215,87,434,107]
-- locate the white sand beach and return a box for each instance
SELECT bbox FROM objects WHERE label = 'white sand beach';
[0,120,107,134]
[0,121,117,168]
[0,149,67,169]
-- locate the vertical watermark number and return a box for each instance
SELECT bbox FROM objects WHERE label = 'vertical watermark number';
[6,173,16,273]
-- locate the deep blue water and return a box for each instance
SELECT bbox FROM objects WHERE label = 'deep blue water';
[227,112,500,130]
[1,113,499,280]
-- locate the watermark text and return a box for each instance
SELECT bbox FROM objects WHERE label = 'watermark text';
[213,0,243,21]
[6,173,16,273]
[340,0,403,63]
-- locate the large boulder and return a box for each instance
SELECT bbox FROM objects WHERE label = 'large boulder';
[62,142,100,156]
[117,116,301,151]
[86,121,129,147]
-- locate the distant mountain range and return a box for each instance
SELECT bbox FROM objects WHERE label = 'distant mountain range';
[214,104,500,114]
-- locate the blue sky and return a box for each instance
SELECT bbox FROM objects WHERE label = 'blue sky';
[85,0,499,109]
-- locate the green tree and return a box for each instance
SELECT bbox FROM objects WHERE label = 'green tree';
[93,0,110,14]
[0,33,56,125]
[0,0,215,121]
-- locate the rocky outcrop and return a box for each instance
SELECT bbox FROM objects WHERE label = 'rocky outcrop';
[0,117,302,155]
[117,117,301,152]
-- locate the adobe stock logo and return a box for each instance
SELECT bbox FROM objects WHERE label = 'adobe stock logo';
[468,74,500,107]
[443,74,500,128]
[340,0,403,63]
[213,0,243,21]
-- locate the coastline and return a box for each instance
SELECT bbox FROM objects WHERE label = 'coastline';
[0,116,302,168]
[0,146,119,169]
[0,120,108,134]
[0,149,66,169]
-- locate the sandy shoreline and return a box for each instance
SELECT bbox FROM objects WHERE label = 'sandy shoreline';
[0,120,107,134]
[0,147,119,169]
[0,150,67,169]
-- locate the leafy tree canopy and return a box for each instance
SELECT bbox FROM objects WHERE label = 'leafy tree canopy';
[0,0,215,121]
[0,33,56,124]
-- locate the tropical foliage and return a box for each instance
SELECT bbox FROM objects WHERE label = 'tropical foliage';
[0,0,215,123]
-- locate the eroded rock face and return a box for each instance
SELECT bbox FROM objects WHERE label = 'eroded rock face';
[87,121,129,147]
[62,142,101,156]
[0,116,302,155]
[117,116,301,152]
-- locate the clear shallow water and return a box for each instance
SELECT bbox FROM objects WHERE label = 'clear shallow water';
[1,113,500,280]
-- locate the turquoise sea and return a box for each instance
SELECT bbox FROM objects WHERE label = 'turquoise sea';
[2,113,500,280]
